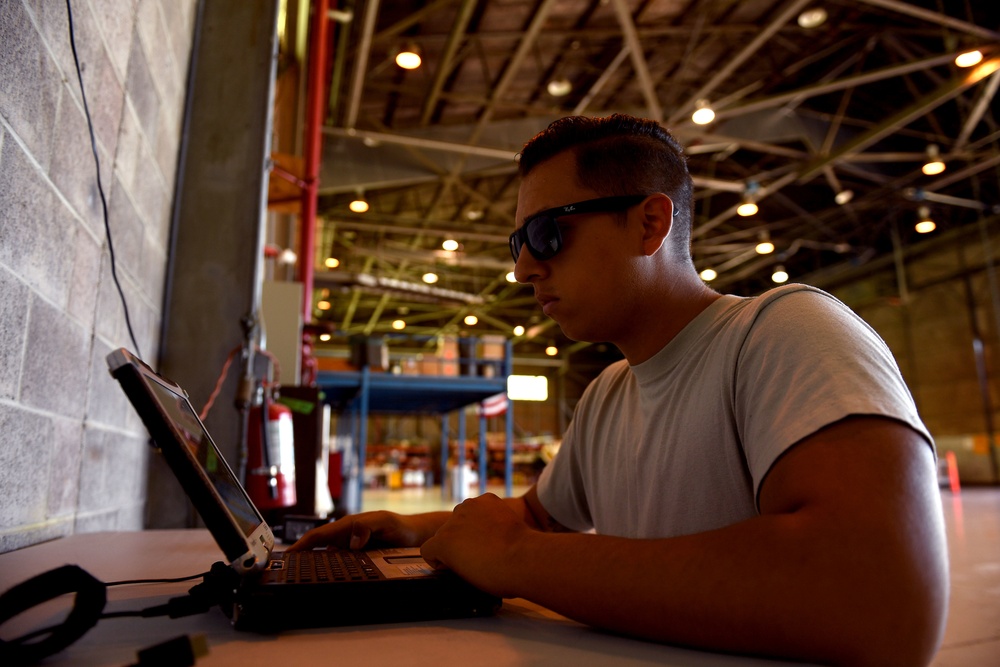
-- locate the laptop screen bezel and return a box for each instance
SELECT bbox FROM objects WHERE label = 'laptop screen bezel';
[107,348,273,574]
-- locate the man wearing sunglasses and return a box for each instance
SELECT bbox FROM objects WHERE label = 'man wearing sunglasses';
[294,114,947,667]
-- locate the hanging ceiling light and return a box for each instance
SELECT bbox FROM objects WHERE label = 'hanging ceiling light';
[392,319,406,330]
[691,100,716,125]
[922,144,946,175]
[834,189,854,205]
[545,345,558,357]
[955,49,983,68]
[422,272,438,284]
[771,265,789,283]
[546,78,572,97]
[755,232,775,255]
[737,181,760,216]
[797,8,828,29]
[505,271,517,283]
[442,239,459,252]
[513,325,525,337]
[915,206,936,234]
[699,268,717,282]
[395,44,421,70]
[736,199,758,217]
[464,314,478,326]
[324,257,340,268]
[349,193,369,213]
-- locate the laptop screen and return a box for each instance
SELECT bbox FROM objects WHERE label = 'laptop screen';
[108,347,274,571]
[145,377,262,538]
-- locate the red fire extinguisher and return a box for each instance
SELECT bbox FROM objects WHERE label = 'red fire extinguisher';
[246,388,297,509]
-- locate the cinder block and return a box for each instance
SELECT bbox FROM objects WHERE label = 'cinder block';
[0,403,54,528]
[68,226,103,331]
[0,136,56,284]
[124,33,161,146]
[47,416,84,518]
[90,0,137,80]
[47,88,108,237]
[0,265,29,400]
[0,1,60,171]
[107,173,145,276]
[20,295,92,420]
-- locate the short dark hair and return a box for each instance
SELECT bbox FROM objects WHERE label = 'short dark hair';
[518,114,694,257]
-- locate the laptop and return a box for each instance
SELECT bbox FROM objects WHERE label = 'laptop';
[106,347,501,632]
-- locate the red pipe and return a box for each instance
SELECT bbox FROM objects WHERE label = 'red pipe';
[299,0,329,323]
[298,0,329,384]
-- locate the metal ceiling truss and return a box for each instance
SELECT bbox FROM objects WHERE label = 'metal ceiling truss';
[298,0,1000,361]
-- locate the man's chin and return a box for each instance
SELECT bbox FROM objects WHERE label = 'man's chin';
[553,320,603,345]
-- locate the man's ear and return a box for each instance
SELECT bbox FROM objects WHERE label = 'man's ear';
[639,194,673,256]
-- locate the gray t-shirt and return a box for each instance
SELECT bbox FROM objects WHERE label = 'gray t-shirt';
[536,284,932,538]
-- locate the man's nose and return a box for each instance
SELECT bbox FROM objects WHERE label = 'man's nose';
[512,247,544,283]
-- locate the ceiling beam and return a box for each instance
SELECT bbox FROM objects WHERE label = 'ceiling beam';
[420,0,478,126]
[668,0,814,125]
[855,0,1000,41]
[343,0,379,130]
[609,0,661,121]
[322,126,517,160]
[799,56,1000,182]
[713,51,962,122]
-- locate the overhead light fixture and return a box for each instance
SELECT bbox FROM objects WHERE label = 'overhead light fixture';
[915,206,936,234]
[505,271,517,283]
[465,208,483,220]
[834,189,854,205]
[699,268,717,282]
[797,8,828,29]
[546,78,572,97]
[422,272,438,284]
[392,319,406,330]
[922,144,946,175]
[545,345,558,357]
[755,232,775,255]
[319,333,332,342]
[442,239,459,252]
[691,99,716,125]
[317,300,331,311]
[737,181,760,216]
[955,49,983,68]
[771,265,789,283]
[513,325,525,337]
[464,315,478,326]
[736,199,758,217]
[324,257,340,268]
[395,45,421,70]
[349,194,369,213]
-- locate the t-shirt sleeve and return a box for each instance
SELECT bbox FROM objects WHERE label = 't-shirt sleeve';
[734,289,933,503]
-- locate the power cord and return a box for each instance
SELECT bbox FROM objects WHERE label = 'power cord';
[65,0,143,358]
[0,562,235,665]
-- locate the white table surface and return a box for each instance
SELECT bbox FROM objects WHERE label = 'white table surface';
[0,529,812,666]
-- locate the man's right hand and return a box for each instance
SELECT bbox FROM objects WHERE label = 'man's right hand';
[286,510,452,551]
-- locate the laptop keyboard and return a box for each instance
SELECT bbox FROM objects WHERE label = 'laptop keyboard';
[272,550,382,583]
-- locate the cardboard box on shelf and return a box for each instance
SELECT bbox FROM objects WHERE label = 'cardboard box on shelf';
[437,336,459,376]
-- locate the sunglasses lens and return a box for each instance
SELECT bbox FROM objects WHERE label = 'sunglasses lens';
[509,235,523,262]
[525,216,559,260]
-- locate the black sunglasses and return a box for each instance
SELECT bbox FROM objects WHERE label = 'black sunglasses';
[509,194,649,263]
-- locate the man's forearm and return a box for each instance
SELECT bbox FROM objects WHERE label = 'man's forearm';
[504,504,943,667]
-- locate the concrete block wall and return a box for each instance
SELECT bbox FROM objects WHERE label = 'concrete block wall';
[0,0,198,552]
